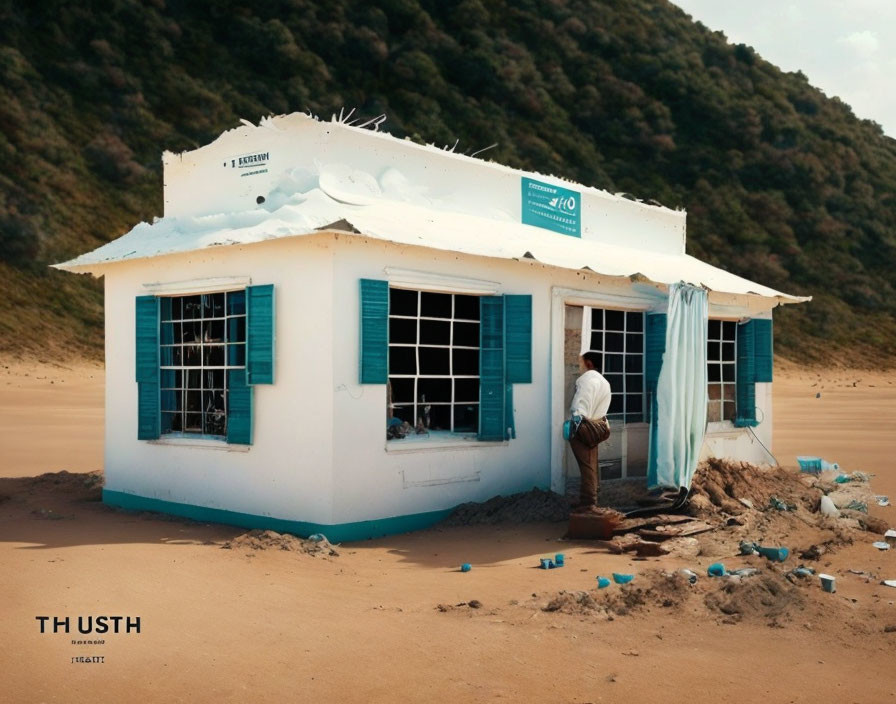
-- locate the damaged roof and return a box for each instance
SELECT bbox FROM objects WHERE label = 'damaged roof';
[54,113,809,305]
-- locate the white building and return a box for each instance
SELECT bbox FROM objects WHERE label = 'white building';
[56,113,808,540]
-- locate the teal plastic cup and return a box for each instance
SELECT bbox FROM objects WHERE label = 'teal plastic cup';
[707,563,726,577]
[461,563,471,572]
[612,573,634,585]
[596,576,611,589]
[554,553,565,567]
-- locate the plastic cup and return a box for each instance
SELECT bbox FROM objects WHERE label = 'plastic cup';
[819,573,836,593]
[612,573,634,584]
[707,563,726,577]
[554,553,565,567]
[540,558,554,569]
[461,563,471,572]
[596,576,611,589]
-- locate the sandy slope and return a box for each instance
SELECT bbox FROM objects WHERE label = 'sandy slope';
[1,360,895,704]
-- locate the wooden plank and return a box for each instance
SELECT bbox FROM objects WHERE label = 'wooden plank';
[638,521,714,541]
[613,514,696,534]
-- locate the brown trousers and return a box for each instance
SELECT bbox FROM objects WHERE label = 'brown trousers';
[570,434,599,506]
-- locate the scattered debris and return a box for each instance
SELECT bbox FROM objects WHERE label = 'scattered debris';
[786,566,816,583]
[769,496,796,511]
[819,495,840,517]
[877,496,891,507]
[872,542,890,551]
[883,581,896,589]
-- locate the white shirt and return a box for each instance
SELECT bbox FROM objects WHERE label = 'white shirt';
[570,369,612,420]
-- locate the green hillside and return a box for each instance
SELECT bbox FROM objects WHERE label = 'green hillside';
[1,0,895,364]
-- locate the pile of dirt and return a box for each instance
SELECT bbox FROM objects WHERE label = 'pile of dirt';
[703,571,806,624]
[442,487,569,525]
[24,470,103,501]
[685,458,888,559]
[690,459,820,516]
[537,567,813,625]
[222,529,339,557]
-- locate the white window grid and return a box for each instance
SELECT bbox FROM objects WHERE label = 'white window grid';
[707,319,737,422]
[388,289,480,433]
[159,291,247,437]
[584,308,645,423]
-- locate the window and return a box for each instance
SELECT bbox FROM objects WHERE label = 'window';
[707,319,737,422]
[387,288,480,433]
[158,291,247,437]
[584,308,644,422]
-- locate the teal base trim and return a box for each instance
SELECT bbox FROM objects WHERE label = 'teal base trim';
[103,490,453,543]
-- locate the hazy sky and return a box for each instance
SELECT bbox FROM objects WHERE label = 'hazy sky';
[672,0,896,137]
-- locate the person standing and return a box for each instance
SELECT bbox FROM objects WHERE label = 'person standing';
[568,352,612,510]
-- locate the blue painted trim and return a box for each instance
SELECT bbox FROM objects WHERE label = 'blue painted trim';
[102,490,453,542]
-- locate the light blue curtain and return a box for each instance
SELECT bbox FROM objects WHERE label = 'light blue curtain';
[650,282,708,490]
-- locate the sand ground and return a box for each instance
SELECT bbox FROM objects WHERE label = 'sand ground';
[1,360,895,703]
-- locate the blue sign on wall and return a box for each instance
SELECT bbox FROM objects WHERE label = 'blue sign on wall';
[521,177,581,237]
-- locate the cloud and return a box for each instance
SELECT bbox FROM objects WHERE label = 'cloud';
[837,30,880,58]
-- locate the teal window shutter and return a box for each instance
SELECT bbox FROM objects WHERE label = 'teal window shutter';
[479,296,506,441]
[645,313,667,405]
[645,312,666,487]
[504,295,532,383]
[752,319,773,382]
[135,295,160,440]
[734,321,759,427]
[227,368,253,445]
[246,284,275,385]
[360,279,389,384]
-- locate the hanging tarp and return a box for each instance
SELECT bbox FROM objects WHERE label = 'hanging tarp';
[650,283,708,490]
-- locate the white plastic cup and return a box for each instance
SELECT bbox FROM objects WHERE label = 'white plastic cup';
[819,573,836,593]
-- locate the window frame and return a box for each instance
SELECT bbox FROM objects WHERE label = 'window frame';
[707,318,738,424]
[387,286,482,436]
[158,289,248,441]
[582,307,646,424]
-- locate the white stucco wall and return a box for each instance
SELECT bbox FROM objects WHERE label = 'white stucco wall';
[103,237,336,524]
[101,232,778,529]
